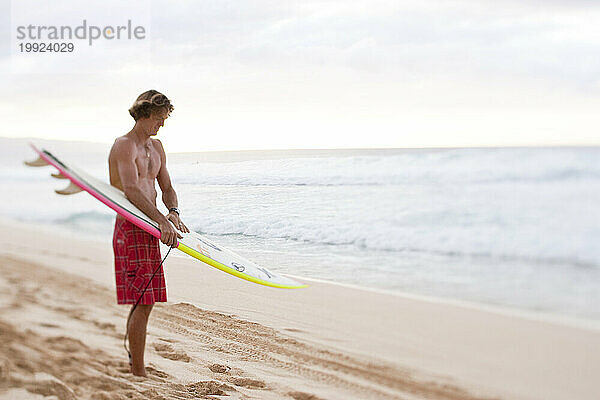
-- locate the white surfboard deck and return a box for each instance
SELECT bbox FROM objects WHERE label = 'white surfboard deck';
[27,144,307,289]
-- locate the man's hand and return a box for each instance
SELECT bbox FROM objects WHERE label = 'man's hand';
[167,211,190,233]
[158,216,182,247]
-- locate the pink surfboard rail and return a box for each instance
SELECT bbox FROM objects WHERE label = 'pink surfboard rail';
[28,143,308,289]
[30,143,171,245]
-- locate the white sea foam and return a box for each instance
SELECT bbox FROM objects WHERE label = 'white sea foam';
[168,147,600,187]
[3,138,600,319]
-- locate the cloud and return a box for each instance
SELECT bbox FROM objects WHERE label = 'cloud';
[6,0,599,87]
[2,0,600,150]
[131,0,600,93]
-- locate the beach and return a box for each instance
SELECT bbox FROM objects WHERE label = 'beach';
[4,0,600,396]
[3,0,600,396]
[1,218,599,400]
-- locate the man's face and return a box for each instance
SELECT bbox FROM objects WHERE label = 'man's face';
[142,110,168,136]
[150,113,166,136]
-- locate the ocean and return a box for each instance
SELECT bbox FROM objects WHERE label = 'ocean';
[2,138,600,321]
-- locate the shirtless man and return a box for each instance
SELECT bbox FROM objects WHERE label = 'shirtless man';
[108,90,189,377]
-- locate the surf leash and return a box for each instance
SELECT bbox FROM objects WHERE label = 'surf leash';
[123,245,173,365]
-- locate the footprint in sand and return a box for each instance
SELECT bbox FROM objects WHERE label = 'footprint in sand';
[146,365,170,379]
[73,375,135,392]
[104,359,131,374]
[208,363,231,374]
[153,342,191,362]
[183,381,236,397]
[38,322,60,329]
[45,336,88,353]
[24,373,77,400]
[92,321,116,331]
[287,391,325,400]
[227,376,267,389]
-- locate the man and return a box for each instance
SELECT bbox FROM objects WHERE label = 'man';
[108,89,189,377]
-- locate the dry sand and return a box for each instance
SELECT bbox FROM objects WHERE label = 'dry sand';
[1,219,599,400]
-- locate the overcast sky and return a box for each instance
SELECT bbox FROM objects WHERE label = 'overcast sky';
[1,0,599,152]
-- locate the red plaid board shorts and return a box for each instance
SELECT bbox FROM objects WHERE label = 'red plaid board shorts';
[113,216,167,305]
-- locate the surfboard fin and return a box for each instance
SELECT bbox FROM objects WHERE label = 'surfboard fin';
[55,181,84,195]
[24,156,50,167]
[51,172,68,179]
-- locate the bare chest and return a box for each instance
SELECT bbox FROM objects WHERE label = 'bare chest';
[134,144,161,178]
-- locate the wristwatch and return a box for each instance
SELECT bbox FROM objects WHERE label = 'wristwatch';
[169,207,180,215]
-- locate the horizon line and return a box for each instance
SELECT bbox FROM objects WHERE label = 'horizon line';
[2,135,599,154]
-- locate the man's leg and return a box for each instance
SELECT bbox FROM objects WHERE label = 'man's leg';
[128,304,154,376]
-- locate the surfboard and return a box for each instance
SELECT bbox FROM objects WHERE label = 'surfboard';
[25,144,307,289]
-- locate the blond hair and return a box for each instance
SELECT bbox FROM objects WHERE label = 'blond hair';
[129,90,174,121]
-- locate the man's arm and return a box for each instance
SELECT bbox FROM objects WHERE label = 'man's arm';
[112,140,181,246]
[155,139,178,210]
[155,140,190,233]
